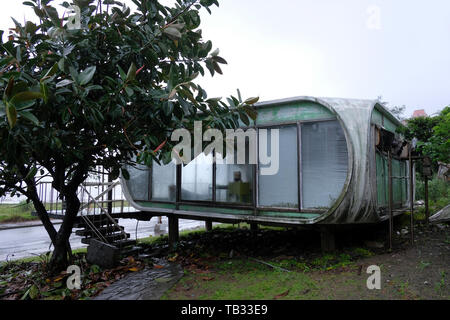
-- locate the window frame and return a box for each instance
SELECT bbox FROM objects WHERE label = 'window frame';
[145,117,348,214]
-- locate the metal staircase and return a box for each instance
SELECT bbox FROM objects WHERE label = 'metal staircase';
[35,175,142,257]
[73,181,140,256]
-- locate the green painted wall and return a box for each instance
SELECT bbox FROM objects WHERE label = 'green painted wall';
[371,108,383,127]
[371,106,400,133]
[375,152,408,208]
[255,101,335,125]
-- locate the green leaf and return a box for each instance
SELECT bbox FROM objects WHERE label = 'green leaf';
[117,65,126,82]
[163,101,174,116]
[10,91,43,105]
[6,102,17,128]
[212,56,227,64]
[171,23,185,31]
[25,166,38,180]
[163,27,182,40]
[56,79,74,88]
[245,97,259,105]
[126,63,137,82]
[42,5,60,27]
[40,82,49,103]
[58,58,65,72]
[41,63,59,82]
[239,110,250,126]
[125,86,134,97]
[79,66,96,85]
[212,61,223,75]
[19,111,39,125]
[243,105,258,120]
[4,77,14,100]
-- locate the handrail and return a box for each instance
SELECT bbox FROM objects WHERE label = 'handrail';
[80,184,129,241]
[79,181,120,211]
[34,177,129,246]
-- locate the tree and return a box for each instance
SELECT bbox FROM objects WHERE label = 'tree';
[423,106,449,163]
[388,105,406,121]
[397,107,450,164]
[0,0,258,273]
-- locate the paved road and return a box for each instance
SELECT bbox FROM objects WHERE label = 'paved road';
[0,217,205,262]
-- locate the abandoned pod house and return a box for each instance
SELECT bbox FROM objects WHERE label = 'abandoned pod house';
[121,96,413,248]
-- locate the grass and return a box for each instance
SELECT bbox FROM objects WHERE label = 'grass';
[0,199,130,224]
[162,259,321,300]
[0,202,38,223]
[414,175,450,220]
[1,248,88,265]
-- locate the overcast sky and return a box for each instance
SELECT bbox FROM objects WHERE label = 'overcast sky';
[1,0,449,117]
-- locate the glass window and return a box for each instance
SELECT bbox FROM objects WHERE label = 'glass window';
[126,163,150,201]
[216,146,254,204]
[301,120,348,209]
[151,160,177,202]
[181,153,213,201]
[258,125,298,208]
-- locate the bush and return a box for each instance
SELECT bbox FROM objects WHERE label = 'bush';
[415,175,449,203]
[415,175,450,218]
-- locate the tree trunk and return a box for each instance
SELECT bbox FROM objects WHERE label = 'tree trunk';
[29,189,57,245]
[49,191,81,274]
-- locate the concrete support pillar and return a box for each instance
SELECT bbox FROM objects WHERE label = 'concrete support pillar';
[250,223,259,233]
[320,226,336,252]
[168,216,179,248]
[205,220,213,231]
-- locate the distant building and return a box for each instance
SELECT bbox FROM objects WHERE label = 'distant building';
[412,109,427,118]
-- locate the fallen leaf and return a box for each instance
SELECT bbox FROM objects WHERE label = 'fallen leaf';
[202,277,215,281]
[274,289,290,299]
[129,267,139,272]
[154,265,164,269]
[168,254,178,262]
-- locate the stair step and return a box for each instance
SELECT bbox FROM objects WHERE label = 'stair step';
[114,239,137,248]
[75,225,124,237]
[74,217,119,229]
[81,232,130,245]
[120,246,143,257]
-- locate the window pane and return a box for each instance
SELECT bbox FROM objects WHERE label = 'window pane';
[301,121,348,209]
[181,153,213,201]
[126,163,150,201]
[151,160,177,202]
[216,150,254,204]
[258,125,298,208]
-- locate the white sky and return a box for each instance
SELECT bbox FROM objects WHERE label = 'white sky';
[1,0,449,117]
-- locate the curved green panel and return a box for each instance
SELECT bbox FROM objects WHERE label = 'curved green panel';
[255,101,335,125]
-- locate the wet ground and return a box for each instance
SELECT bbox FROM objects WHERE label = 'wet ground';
[93,258,184,300]
[0,217,205,262]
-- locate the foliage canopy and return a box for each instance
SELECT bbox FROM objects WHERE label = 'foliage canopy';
[0,0,257,271]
